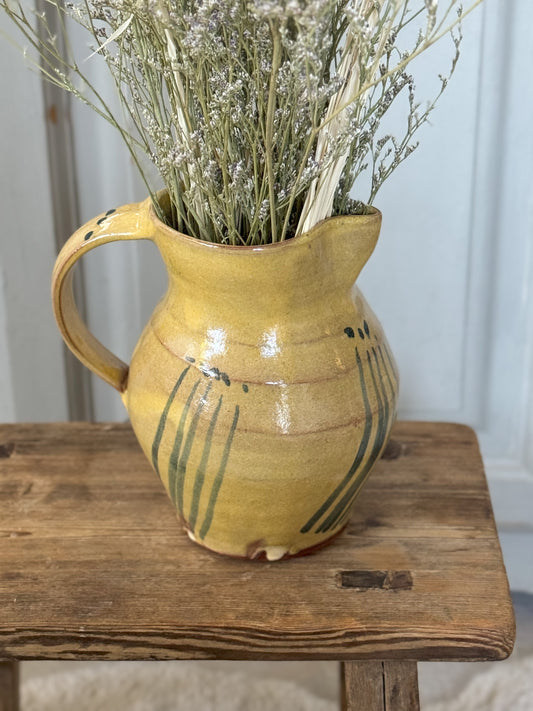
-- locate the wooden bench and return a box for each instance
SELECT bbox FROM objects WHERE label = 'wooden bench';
[0,421,515,710]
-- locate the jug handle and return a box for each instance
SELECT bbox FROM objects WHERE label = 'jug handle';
[51,198,156,393]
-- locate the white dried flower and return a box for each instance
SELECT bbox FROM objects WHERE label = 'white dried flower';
[1,0,482,243]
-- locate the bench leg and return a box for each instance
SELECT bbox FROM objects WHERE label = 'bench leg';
[340,661,420,711]
[0,662,19,711]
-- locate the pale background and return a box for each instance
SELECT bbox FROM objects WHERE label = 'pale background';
[1,0,532,593]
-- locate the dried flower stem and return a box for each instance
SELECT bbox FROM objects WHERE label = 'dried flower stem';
[265,21,282,242]
[298,0,383,235]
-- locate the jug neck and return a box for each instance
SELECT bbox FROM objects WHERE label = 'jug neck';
[151,204,382,308]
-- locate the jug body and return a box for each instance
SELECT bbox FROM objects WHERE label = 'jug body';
[52,196,398,560]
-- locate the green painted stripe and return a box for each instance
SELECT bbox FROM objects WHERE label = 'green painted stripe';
[320,349,394,532]
[188,394,223,532]
[175,382,213,517]
[337,503,354,530]
[382,341,399,387]
[168,379,201,507]
[151,365,190,477]
[337,349,393,524]
[199,405,240,540]
[327,349,391,530]
[300,347,372,534]
[377,345,396,400]
[318,350,388,533]
[372,347,390,431]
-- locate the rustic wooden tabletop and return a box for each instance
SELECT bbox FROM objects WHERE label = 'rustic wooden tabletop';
[0,421,515,663]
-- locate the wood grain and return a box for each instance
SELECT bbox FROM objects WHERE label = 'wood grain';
[0,662,19,711]
[341,661,385,711]
[0,422,516,662]
[383,661,420,710]
[341,661,419,711]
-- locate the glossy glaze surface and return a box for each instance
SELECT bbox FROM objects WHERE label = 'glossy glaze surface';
[52,195,399,559]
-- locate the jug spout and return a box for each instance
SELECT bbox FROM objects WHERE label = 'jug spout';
[308,208,382,287]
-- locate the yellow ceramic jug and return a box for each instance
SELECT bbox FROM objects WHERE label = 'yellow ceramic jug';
[52,193,398,560]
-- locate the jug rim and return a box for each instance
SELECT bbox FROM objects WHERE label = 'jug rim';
[148,192,382,253]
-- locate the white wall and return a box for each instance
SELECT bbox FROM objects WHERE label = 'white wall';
[0,12,69,422]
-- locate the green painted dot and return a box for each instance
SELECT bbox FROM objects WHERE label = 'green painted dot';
[84,231,94,241]
[242,384,249,393]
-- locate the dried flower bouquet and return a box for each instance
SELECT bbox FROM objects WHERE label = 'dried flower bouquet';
[2,0,482,245]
